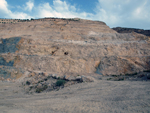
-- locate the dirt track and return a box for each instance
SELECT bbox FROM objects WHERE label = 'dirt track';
[0,80,150,113]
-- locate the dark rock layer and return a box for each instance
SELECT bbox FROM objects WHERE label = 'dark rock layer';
[112,27,150,36]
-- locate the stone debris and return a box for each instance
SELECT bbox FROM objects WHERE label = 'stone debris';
[22,72,89,93]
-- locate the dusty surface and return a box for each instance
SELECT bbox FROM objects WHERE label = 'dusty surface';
[0,79,150,113]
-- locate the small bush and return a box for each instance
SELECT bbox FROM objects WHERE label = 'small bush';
[147,76,150,79]
[125,72,138,76]
[26,81,30,85]
[114,77,124,81]
[112,75,118,77]
[36,85,48,93]
[29,86,33,91]
[38,80,44,83]
[56,80,66,86]
[143,70,150,72]
[118,77,124,81]
[107,78,112,80]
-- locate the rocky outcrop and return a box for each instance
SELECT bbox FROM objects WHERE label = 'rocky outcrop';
[21,71,94,93]
[112,27,150,36]
[0,18,150,81]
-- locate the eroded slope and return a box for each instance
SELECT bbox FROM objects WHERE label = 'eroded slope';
[0,18,150,81]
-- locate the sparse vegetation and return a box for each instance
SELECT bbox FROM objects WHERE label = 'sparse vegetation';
[125,72,138,76]
[29,86,33,91]
[143,70,150,72]
[118,77,125,81]
[26,81,30,85]
[36,85,48,93]
[38,80,44,83]
[107,78,112,80]
[112,75,118,77]
[68,18,80,21]
[114,77,125,81]
[56,80,66,86]
[147,76,150,79]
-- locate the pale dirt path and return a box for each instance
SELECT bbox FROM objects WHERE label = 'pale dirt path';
[0,80,150,113]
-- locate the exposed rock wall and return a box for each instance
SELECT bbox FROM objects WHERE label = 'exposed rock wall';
[0,18,150,80]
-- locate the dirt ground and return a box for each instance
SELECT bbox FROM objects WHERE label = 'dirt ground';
[0,79,150,113]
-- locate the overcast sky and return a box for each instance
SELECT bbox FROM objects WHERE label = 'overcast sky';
[0,0,150,29]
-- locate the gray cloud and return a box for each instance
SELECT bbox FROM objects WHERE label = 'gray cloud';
[94,0,150,29]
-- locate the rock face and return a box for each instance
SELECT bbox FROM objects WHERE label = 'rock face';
[112,27,150,36]
[0,18,150,80]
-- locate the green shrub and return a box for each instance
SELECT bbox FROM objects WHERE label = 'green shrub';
[56,80,66,86]
[125,72,138,76]
[112,75,118,77]
[107,78,112,80]
[26,81,30,85]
